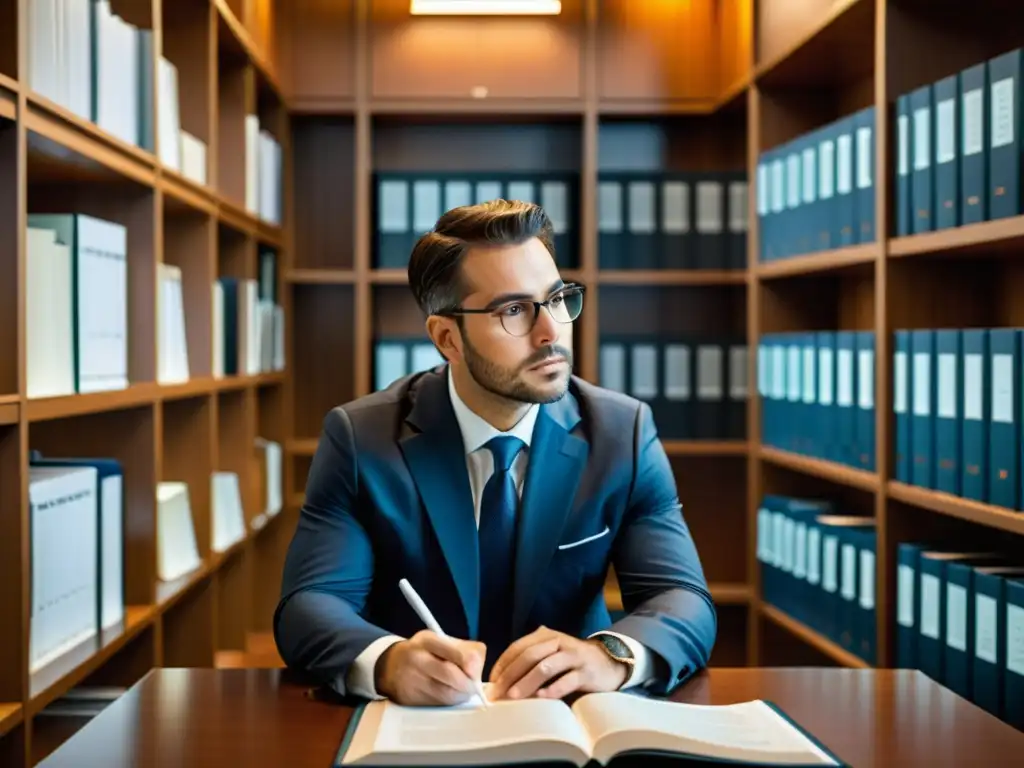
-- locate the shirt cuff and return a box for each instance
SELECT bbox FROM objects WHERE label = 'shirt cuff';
[343,634,406,700]
[589,631,654,689]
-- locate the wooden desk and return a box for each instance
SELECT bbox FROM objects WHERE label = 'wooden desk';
[38,667,1024,766]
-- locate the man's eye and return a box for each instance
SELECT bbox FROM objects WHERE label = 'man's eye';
[500,304,524,316]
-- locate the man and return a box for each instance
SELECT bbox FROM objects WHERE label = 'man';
[274,199,717,706]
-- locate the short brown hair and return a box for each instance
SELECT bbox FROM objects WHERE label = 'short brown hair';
[407,199,556,317]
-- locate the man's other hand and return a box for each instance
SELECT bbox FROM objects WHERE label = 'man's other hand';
[488,626,628,701]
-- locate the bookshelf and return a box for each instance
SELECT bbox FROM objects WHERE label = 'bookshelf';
[0,0,292,764]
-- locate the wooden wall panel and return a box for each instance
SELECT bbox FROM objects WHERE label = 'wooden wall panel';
[368,0,584,101]
[757,0,843,67]
[281,0,357,105]
[597,0,717,103]
[717,0,753,91]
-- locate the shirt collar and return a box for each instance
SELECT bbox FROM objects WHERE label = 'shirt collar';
[448,367,539,455]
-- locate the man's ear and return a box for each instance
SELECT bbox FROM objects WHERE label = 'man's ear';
[426,316,462,363]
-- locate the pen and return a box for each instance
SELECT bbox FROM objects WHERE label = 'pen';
[398,578,490,707]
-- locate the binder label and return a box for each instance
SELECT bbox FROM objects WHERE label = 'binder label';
[819,139,836,199]
[859,549,875,609]
[992,353,1014,423]
[894,350,907,414]
[898,114,909,176]
[1006,604,1024,675]
[802,345,816,404]
[936,98,956,165]
[806,527,821,585]
[696,182,723,234]
[822,535,838,593]
[837,134,853,194]
[837,348,853,407]
[913,106,931,170]
[729,346,747,399]
[793,523,807,579]
[897,563,914,628]
[598,181,623,233]
[662,181,690,234]
[664,344,691,400]
[379,180,409,233]
[756,163,769,217]
[913,352,931,416]
[975,594,997,663]
[938,352,957,418]
[728,182,747,233]
[413,180,441,232]
[819,348,834,405]
[801,147,817,203]
[540,182,568,234]
[964,353,983,420]
[946,583,967,651]
[786,154,801,209]
[445,180,472,210]
[963,88,983,157]
[841,543,856,601]
[991,77,1015,150]
[921,573,940,639]
[627,181,657,234]
[858,349,874,409]
[770,159,785,213]
[697,346,723,400]
[856,125,873,188]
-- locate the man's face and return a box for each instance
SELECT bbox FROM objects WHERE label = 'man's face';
[455,237,575,405]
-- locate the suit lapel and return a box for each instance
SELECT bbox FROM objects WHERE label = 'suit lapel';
[399,370,480,639]
[512,393,588,637]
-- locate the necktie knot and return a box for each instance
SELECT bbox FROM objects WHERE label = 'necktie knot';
[486,435,524,473]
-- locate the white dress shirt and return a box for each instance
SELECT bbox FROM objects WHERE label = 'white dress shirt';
[343,369,654,699]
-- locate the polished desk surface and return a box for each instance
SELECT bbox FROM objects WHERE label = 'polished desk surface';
[39,667,1024,766]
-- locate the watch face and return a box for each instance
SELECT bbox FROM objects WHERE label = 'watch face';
[601,635,633,660]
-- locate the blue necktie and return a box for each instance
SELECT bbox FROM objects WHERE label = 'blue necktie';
[478,435,523,674]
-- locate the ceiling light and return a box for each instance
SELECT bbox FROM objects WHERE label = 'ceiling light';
[410,0,562,15]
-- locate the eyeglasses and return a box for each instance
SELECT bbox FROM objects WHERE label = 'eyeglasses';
[439,284,585,337]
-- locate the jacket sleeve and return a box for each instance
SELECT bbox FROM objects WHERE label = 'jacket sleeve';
[273,407,394,694]
[606,402,718,695]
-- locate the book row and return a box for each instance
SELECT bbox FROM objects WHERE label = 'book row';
[894,327,1024,513]
[758,331,875,472]
[895,543,1024,731]
[372,336,748,442]
[27,440,283,675]
[25,0,283,225]
[373,171,748,273]
[756,494,877,665]
[756,107,875,262]
[25,212,284,400]
[895,47,1024,235]
[598,336,747,441]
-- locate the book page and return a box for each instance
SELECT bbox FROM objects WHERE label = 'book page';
[341,696,593,766]
[573,693,837,766]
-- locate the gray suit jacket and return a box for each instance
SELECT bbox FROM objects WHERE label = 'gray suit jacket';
[273,366,717,697]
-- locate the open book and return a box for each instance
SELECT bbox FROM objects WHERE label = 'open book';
[335,688,843,766]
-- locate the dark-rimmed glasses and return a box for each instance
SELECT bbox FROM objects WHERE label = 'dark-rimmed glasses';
[438,284,585,337]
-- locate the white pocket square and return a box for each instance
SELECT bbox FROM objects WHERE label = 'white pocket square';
[557,525,610,550]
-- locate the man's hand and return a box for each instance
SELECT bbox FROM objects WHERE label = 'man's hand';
[488,626,629,701]
[375,630,487,706]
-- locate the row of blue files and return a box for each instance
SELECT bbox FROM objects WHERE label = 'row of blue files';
[895,47,1024,235]
[374,173,579,270]
[756,107,875,262]
[896,543,1024,731]
[598,336,747,441]
[756,495,876,665]
[758,331,875,471]
[373,335,747,442]
[894,327,1024,512]
[597,171,747,271]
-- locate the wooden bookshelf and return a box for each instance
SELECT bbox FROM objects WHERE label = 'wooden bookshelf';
[0,0,294,763]
[745,0,1024,721]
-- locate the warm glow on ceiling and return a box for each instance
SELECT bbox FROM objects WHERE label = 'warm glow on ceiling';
[409,0,562,15]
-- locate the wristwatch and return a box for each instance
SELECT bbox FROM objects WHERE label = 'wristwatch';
[593,634,635,686]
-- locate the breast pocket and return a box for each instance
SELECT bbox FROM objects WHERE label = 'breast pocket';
[549,523,614,587]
